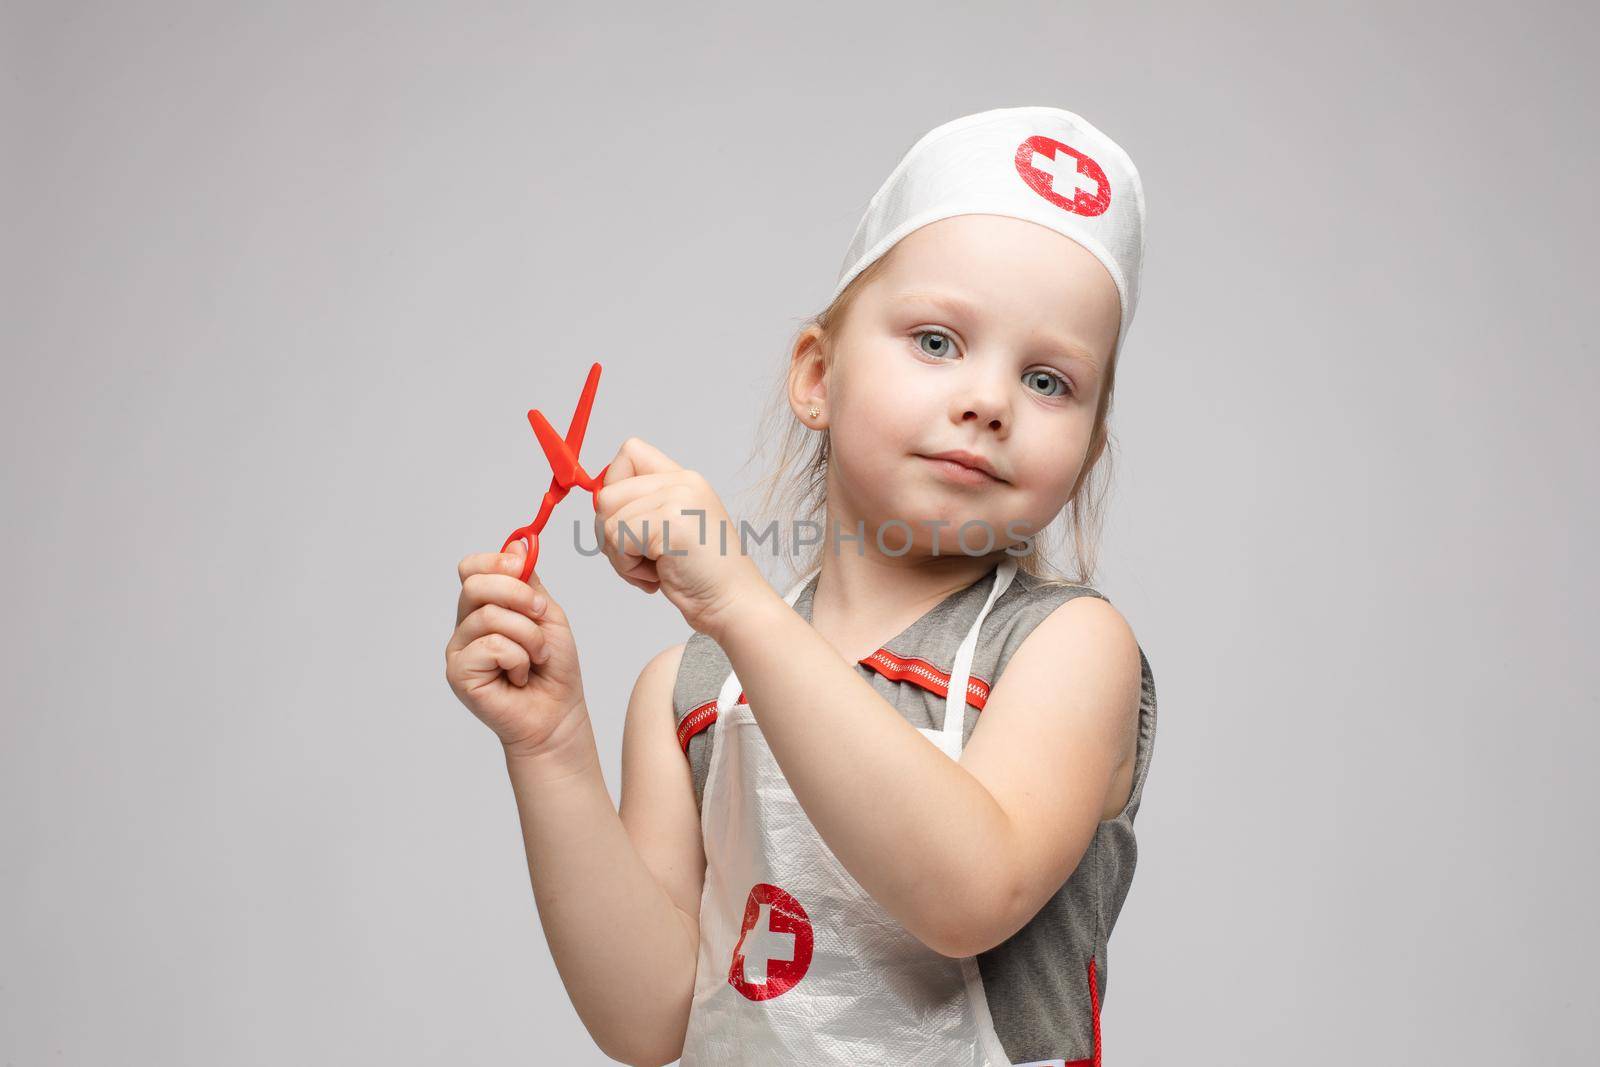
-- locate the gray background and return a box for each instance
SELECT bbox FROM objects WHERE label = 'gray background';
[4,1,1596,1063]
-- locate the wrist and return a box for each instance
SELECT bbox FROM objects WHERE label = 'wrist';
[502,700,598,780]
[701,577,788,646]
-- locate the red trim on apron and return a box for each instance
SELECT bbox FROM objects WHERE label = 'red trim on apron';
[1066,953,1103,1067]
[858,647,994,710]
[677,695,751,752]
[676,699,719,752]
[680,651,994,757]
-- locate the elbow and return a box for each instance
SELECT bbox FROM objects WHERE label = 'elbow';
[928,926,1000,960]
[925,869,1027,960]
[930,916,1013,960]
[620,1053,679,1067]
[597,1036,682,1067]
[934,840,1095,958]
[592,1007,688,1066]
[590,1006,686,1066]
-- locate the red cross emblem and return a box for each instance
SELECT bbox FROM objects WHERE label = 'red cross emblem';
[727,883,814,1001]
[1014,136,1111,217]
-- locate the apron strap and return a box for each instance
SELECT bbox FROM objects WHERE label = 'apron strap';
[718,556,1018,748]
[940,556,1018,745]
[718,567,818,710]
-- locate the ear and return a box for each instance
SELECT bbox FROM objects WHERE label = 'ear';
[786,325,830,429]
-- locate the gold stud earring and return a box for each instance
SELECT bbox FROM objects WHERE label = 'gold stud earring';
[807,405,821,419]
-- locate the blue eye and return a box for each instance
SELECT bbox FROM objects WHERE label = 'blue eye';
[1024,369,1073,398]
[915,329,958,359]
[914,328,1074,399]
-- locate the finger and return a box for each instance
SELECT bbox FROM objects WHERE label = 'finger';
[593,470,688,522]
[505,534,546,588]
[454,631,531,691]
[622,573,660,594]
[601,495,664,577]
[459,534,538,584]
[459,549,509,584]
[606,502,671,595]
[449,602,550,668]
[618,437,684,475]
[457,567,545,627]
[600,443,638,490]
[584,492,661,593]
[614,500,667,575]
[621,559,660,590]
[603,437,683,490]
[519,561,560,625]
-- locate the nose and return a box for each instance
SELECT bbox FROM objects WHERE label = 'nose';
[952,362,1011,436]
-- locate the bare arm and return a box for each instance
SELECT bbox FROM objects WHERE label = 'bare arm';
[707,590,1141,959]
[502,644,701,1066]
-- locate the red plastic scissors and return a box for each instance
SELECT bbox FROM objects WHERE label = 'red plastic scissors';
[500,362,613,584]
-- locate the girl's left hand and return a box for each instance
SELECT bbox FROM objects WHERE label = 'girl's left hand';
[592,437,771,637]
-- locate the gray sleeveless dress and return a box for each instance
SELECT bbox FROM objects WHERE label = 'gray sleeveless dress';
[671,563,1158,1065]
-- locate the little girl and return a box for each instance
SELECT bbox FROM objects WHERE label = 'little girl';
[446,105,1157,1067]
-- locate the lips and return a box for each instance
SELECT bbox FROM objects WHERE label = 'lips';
[918,451,1006,483]
[923,451,1003,480]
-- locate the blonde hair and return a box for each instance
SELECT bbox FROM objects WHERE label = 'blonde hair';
[737,245,1122,592]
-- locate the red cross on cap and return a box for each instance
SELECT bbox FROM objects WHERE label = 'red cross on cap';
[1014,135,1112,217]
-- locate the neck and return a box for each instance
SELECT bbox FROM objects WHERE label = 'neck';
[804,507,1012,664]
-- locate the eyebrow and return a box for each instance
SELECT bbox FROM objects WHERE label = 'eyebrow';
[890,289,1102,375]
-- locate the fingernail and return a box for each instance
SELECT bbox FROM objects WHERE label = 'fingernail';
[530,593,547,615]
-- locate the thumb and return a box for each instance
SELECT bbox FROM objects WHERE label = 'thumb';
[500,533,542,585]
[608,437,683,482]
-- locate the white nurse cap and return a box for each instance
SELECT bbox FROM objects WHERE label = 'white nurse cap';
[830,105,1147,356]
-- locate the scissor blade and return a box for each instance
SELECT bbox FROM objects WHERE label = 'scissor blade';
[528,408,581,485]
[563,362,602,460]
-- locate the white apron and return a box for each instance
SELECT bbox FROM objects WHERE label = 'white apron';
[680,556,1070,1066]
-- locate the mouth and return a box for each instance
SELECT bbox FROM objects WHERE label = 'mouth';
[916,451,1008,485]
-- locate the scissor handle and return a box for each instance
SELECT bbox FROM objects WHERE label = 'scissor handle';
[590,463,611,501]
[499,362,609,586]
[501,526,541,582]
[499,463,612,585]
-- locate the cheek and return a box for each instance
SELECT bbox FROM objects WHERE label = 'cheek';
[829,386,912,478]
[830,342,928,437]
[1013,412,1094,496]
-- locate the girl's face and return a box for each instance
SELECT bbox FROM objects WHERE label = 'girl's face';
[806,213,1122,557]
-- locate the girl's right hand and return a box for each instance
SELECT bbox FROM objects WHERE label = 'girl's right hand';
[445,536,588,758]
